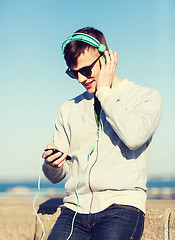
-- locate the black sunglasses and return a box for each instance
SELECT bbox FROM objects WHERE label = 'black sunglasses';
[66,53,104,79]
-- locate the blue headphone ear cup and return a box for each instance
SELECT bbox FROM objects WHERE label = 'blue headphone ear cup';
[98,44,106,53]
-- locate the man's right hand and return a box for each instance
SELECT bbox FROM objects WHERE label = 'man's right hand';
[42,144,67,168]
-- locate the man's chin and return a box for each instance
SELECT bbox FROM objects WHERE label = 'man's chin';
[86,87,96,94]
[84,80,97,94]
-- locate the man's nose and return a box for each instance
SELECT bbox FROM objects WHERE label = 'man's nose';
[77,72,87,83]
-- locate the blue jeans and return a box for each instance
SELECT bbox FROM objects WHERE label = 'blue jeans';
[48,204,145,240]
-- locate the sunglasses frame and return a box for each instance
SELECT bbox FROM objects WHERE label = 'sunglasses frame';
[66,53,104,79]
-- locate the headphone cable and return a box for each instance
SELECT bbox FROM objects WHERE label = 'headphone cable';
[33,157,45,240]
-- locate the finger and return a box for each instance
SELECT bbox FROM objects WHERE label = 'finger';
[42,149,53,159]
[47,144,58,150]
[45,151,63,164]
[113,51,117,65]
[112,51,118,70]
[99,54,105,67]
[47,143,54,148]
[108,49,117,72]
[51,153,67,167]
[58,160,66,167]
[109,49,116,63]
[42,144,58,159]
[52,153,66,165]
[107,49,113,59]
[105,50,111,65]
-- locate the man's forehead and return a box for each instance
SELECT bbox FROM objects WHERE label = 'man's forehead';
[74,48,99,69]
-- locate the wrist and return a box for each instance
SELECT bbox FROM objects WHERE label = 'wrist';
[97,82,111,91]
[95,87,111,103]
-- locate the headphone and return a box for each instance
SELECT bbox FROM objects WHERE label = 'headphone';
[61,32,106,54]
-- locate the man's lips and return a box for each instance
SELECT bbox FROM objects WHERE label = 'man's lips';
[84,80,95,88]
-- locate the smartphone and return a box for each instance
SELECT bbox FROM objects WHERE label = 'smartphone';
[44,148,71,160]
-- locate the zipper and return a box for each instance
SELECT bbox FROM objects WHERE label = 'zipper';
[88,125,100,214]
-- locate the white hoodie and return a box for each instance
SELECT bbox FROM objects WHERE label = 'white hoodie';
[43,79,162,214]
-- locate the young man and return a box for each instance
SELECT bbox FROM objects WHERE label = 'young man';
[42,27,162,240]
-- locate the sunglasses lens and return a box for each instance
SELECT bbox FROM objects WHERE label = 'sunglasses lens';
[79,67,91,77]
[66,69,77,79]
[66,67,92,79]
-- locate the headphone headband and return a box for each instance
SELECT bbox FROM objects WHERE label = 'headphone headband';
[61,33,106,54]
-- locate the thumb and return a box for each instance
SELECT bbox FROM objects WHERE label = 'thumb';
[46,144,58,150]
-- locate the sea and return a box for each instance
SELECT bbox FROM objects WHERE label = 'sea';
[0,178,175,200]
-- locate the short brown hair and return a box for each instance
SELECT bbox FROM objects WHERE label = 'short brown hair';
[63,27,108,68]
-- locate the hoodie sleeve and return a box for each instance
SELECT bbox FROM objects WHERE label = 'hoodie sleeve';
[42,104,71,183]
[96,84,162,150]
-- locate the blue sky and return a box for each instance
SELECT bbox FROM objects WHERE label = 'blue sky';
[0,0,175,181]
